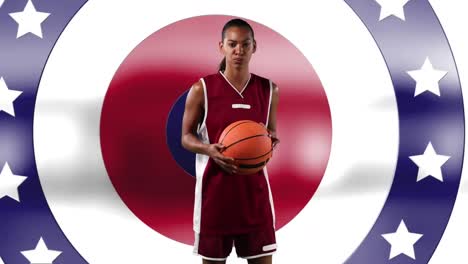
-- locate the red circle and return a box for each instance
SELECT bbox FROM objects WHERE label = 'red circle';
[100,15,331,245]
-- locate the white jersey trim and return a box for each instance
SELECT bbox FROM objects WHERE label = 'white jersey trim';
[198,255,228,261]
[219,71,251,98]
[263,167,276,228]
[193,233,228,261]
[193,232,200,254]
[266,80,275,227]
[232,103,251,109]
[262,243,277,251]
[242,251,276,260]
[199,78,208,132]
[193,78,210,234]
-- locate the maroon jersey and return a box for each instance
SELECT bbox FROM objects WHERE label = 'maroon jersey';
[193,71,276,235]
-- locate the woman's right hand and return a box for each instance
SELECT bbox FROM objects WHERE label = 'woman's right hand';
[206,143,238,174]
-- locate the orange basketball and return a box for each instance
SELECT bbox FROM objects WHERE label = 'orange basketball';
[218,120,273,175]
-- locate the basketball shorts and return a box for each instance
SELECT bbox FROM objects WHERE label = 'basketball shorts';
[193,227,277,261]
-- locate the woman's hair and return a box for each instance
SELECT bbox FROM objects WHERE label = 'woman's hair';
[218,18,255,72]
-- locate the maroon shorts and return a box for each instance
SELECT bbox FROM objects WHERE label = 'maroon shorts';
[194,227,277,261]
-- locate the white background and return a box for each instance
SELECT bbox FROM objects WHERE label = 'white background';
[35,1,397,263]
[31,0,468,263]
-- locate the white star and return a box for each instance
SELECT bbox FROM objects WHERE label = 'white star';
[407,57,448,97]
[0,0,5,9]
[375,0,411,21]
[0,77,22,117]
[21,237,62,264]
[9,0,50,38]
[409,142,450,182]
[0,162,27,202]
[382,220,423,260]
[0,256,4,264]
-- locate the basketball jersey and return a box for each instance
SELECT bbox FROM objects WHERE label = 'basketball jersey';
[193,71,276,235]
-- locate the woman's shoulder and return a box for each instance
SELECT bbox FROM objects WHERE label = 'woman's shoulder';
[251,73,278,89]
[200,72,222,80]
[251,72,266,80]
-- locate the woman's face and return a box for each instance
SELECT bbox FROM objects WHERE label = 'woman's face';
[219,26,256,69]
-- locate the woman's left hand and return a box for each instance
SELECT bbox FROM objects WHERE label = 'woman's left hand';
[270,134,280,150]
[260,122,279,150]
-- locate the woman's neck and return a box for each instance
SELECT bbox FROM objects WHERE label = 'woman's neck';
[223,67,251,91]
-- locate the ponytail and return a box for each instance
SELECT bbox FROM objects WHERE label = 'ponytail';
[218,57,226,72]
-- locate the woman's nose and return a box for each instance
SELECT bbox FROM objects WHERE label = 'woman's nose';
[235,44,243,54]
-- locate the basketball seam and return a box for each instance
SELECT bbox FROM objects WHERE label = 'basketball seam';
[219,120,257,145]
[238,158,270,169]
[223,134,270,150]
[234,148,273,161]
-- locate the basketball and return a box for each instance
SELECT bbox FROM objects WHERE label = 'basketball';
[218,120,273,175]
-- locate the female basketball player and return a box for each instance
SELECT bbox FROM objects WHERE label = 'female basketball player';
[181,18,279,264]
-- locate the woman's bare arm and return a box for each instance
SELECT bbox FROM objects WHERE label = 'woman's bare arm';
[181,80,238,174]
[267,83,280,148]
